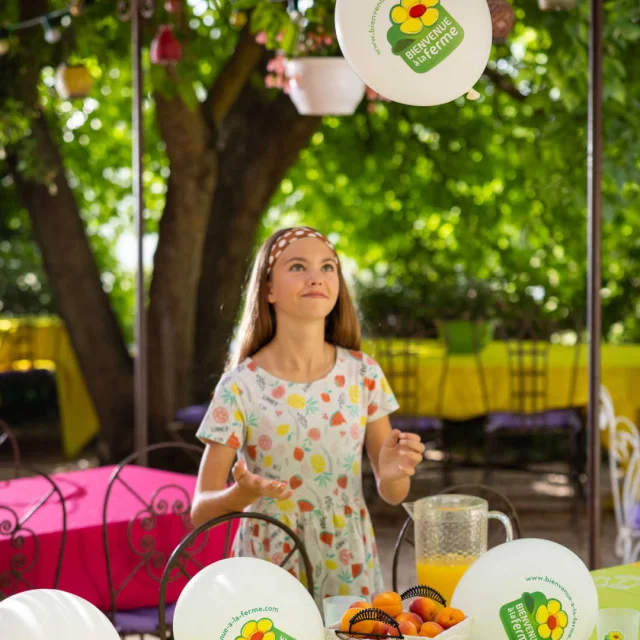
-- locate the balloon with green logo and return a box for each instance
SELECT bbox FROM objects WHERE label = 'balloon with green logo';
[451,539,599,640]
[172,557,325,640]
[335,0,492,106]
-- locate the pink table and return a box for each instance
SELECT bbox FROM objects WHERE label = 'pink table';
[0,465,233,611]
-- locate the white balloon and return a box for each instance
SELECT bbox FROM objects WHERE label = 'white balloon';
[451,539,599,640]
[335,0,492,106]
[0,590,119,640]
[173,557,324,640]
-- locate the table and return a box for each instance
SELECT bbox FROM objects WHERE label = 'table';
[0,317,98,458]
[0,466,232,611]
[590,563,640,640]
[363,339,640,424]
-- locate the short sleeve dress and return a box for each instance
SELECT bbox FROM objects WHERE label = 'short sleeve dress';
[196,347,399,607]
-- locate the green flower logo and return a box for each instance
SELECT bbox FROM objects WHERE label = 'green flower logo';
[389,0,440,34]
[534,600,568,640]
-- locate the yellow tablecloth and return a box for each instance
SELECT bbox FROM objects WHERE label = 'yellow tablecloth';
[0,317,99,458]
[363,339,640,424]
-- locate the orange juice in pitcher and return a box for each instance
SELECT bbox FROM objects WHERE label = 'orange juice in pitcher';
[416,557,477,605]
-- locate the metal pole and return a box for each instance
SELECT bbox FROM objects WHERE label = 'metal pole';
[132,0,148,466]
[587,0,604,570]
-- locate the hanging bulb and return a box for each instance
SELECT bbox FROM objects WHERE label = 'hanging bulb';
[43,17,62,44]
[466,88,481,101]
[69,0,84,17]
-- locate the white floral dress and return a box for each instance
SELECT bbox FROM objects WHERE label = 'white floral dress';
[196,347,399,607]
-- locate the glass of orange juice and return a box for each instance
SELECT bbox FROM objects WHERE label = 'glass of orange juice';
[404,495,513,605]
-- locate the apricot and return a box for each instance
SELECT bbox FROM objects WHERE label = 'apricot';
[369,621,400,637]
[409,597,438,623]
[351,600,370,609]
[371,591,403,619]
[398,620,419,636]
[396,611,425,628]
[435,607,465,630]
[419,621,445,637]
[339,608,375,634]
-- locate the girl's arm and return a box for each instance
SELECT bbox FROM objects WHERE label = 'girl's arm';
[191,442,292,528]
[365,417,425,506]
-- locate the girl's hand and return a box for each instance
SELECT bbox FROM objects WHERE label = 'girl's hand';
[377,430,425,483]
[231,458,293,501]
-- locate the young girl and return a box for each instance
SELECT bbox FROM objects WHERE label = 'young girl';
[192,227,424,606]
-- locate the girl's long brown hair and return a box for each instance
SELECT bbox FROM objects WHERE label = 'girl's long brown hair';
[227,228,361,370]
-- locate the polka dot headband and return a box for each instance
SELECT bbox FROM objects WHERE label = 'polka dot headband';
[267,227,338,275]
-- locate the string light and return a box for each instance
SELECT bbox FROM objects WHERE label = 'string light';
[43,17,62,44]
[0,31,9,57]
[0,0,96,55]
[69,0,84,17]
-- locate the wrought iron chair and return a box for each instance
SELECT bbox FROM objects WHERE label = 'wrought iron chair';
[600,386,640,563]
[375,335,451,484]
[0,466,67,600]
[482,321,583,515]
[0,419,21,478]
[391,483,521,593]
[102,442,205,637]
[157,512,315,638]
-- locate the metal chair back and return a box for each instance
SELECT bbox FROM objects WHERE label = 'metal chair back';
[0,465,67,600]
[503,320,581,423]
[102,442,204,621]
[375,334,449,419]
[157,511,315,637]
[600,386,640,563]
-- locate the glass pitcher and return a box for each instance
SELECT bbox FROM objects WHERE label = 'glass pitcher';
[403,494,514,605]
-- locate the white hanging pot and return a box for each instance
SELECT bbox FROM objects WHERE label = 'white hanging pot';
[286,56,366,116]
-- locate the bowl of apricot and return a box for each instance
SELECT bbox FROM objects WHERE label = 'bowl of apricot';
[326,586,472,639]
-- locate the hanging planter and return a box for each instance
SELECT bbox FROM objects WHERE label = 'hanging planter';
[55,63,94,99]
[488,0,515,43]
[437,320,496,355]
[150,25,182,65]
[538,0,574,10]
[285,57,366,116]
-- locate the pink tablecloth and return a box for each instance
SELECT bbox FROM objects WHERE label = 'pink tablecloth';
[0,465,234,611]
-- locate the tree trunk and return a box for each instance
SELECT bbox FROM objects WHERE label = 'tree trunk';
[8,111,134,462]
[146,93,218,442]
[192,88,321,401]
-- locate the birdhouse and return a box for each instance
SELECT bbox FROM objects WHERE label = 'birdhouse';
[55,63,94,99]
[150,25,182,65]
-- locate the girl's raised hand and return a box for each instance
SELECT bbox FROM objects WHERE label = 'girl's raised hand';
[231,458,293,501]
[377,430,425,483]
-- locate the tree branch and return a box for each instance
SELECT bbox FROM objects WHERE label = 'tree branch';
[483,66,527,101]
[202,28,264,130]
